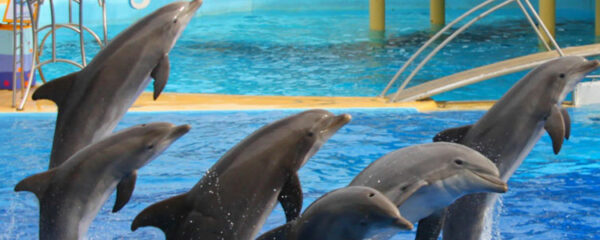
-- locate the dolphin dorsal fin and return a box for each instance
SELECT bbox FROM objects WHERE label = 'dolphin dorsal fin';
[14,168,58,200]
[545,105,566,154]
[112,171,138,213]
[433,125,472,143]
[256,222,293,240]
[131,193,190,235]
[278,172,303,222]
[32,72,78,108]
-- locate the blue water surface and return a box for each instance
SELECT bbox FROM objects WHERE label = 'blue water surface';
[36,8,600,100]
[1,107,600,239]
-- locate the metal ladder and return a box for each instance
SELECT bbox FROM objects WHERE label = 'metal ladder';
[10,0,107,110]
[380,0,564,102]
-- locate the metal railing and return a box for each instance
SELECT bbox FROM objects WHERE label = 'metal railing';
[381,0,564,102]
[10,0,109,110]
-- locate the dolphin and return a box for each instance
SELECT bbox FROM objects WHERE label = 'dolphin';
[425,56,600,240]
[257,186,414,240]
[131,109,352,240]
[14,122,191,240]
[349,142,507,239]
[32,0,203,168]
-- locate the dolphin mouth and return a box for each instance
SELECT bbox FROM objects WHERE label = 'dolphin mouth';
[576,59,600,74]
[170,124,191,139]
[188,0,203,13]
[392,217,414,230]
[319,113,352,139]
[473,172,508,193]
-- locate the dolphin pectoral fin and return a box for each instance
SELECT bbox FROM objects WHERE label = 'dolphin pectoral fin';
[32,72,77,107]
[393,180,428,207]
[415,209,446,240]
[151,55,170,100]
[112,171,138,213]
[560,107,571,140]
[433,125,472,143]
[256,223,293,240]
[14,168,58,200]
[545,105,566,154]
[131,193,189,235]
[278,173,303,222]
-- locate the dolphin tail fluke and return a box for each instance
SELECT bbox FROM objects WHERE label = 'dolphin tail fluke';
[433,125,472,143]
[151,55,170,100]
[278,172,303,222]
[32,72,77,107]
[545,105,566,154]
[415,209,446,240]
[14,168,58,200]
[131,193,189,234]
[256,223,292,240]
[113,171,138,213]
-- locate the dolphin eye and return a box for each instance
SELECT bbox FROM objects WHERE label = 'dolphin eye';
[147,145,154,150]
[368,193,375,198]
[173,19,178,23]
[454,159,464,165]
[559,73,565,78]
[359,220,368,226]
[307,132,314,137]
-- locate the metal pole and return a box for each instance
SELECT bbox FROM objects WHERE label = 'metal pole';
[12,0,18,107]
[380,0,496,97]
[79,0,86,66]
[369,0,385,32]
[390,0,515,102]
[19,0,25,98]
[523,0,564,56]
[430,0,445,31]
[18,0,39,110]
[516,0,552,51]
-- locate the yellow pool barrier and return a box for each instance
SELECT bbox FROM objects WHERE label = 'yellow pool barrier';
[430,0,445,31]
[539,0,556,45]
[369,0,385,32]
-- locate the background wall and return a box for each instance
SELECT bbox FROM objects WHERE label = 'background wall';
[0,0,595,27]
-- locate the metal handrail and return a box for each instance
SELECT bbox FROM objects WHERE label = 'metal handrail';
[385,0,565,102]
[11,0,108,110]
[379,0,497,97]
[389,0,516,102]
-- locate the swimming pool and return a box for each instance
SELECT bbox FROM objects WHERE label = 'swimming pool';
[37,8,600,101]
[2,107,599,239]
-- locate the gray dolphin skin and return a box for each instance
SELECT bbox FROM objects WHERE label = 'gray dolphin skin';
[349,142,507,239]
[428,56,600,240]
[32,0,203,169]
[131,109,352,240]
[14,122,191,240]
[257,186,414,240]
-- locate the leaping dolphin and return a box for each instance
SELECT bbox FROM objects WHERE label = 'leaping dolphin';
[426,56,600,240]
[15,122,191,240]
[349,142,507,239]
[32,0,203,168]
[257,186,414,240]
[131,109,352,240]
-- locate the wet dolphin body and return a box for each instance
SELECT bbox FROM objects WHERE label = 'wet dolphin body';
[131,109,352,240]
[32,0,203,168]
[14,122,191,240]
[349,142,507,239]
[257,186,414,240]
[425,56,600,240]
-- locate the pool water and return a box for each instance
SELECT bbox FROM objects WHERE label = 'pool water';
[37,8,600,100]
[2,107,600,239]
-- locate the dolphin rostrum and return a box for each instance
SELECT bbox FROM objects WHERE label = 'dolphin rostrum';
[32,0,203,168]
[131,109,352,240]
[257,186,414,240]
[14,122,191,240]
[349,142,507,239]
[427,56,600,240]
